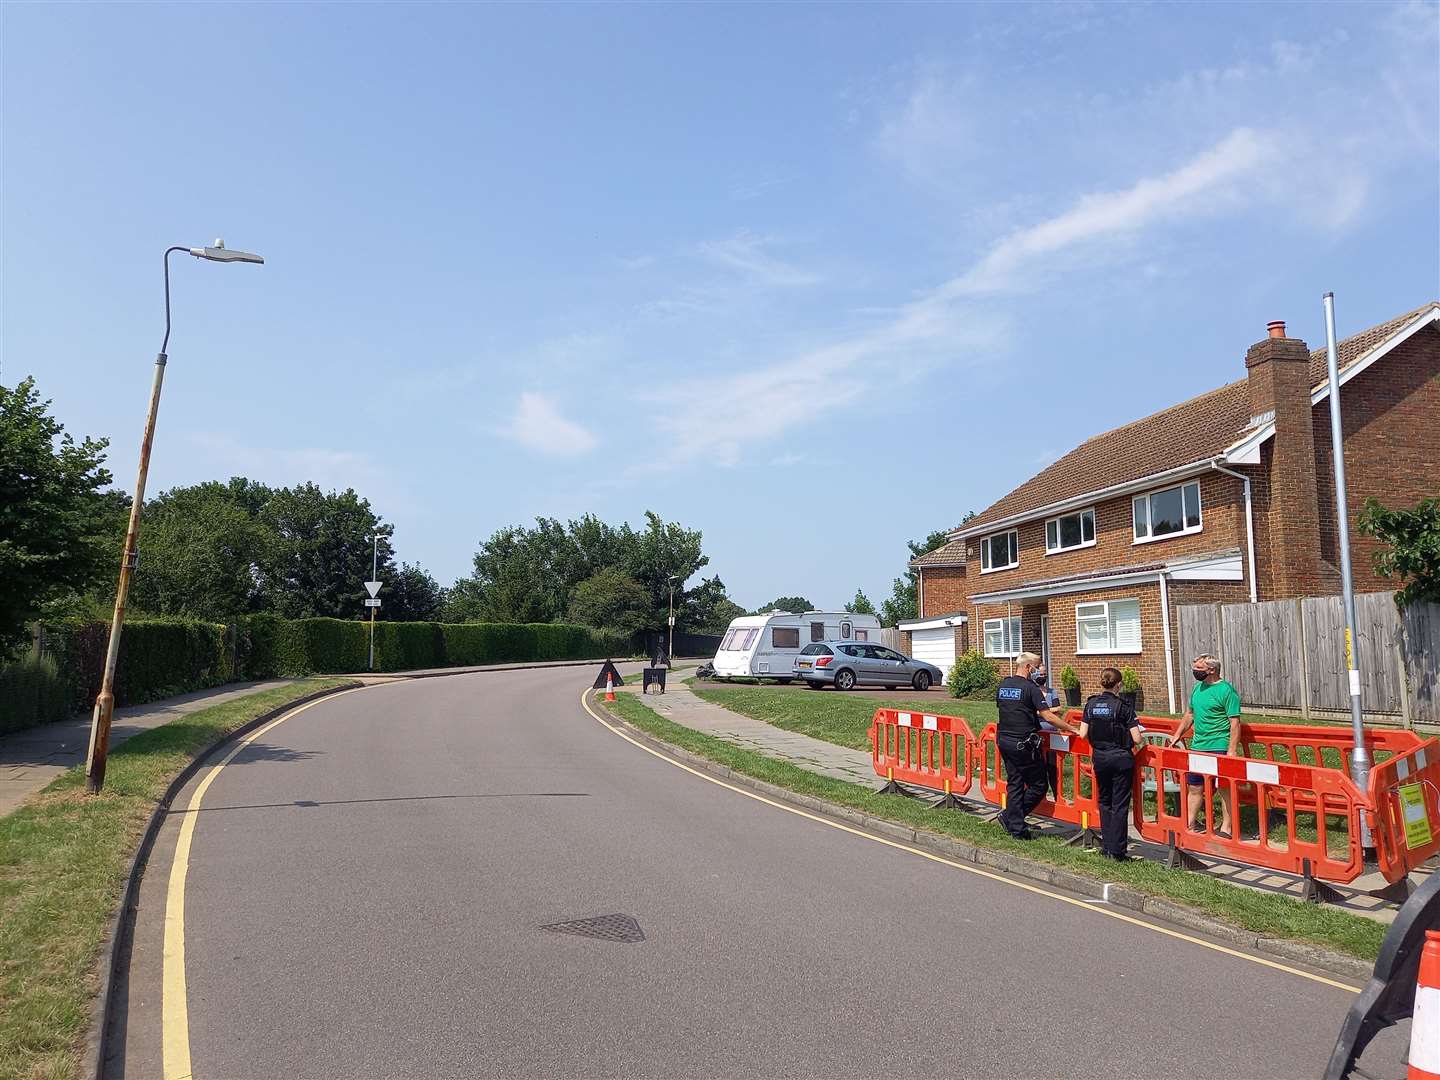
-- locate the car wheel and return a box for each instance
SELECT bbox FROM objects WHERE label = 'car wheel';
[834,669,856,691]
[913,671,933,691]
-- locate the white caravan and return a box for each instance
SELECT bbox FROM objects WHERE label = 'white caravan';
[710,611,883,681]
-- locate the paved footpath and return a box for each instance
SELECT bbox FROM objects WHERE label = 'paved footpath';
[0,680,295,816]
[113,664,1383,1078]
[628,679,1414,921]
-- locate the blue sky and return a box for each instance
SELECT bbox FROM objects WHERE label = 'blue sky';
[4,2,1437,610]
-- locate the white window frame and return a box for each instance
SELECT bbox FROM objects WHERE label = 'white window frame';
[980,530,1019,574]
[982,616,1023,658]
[1074,598,1142,655]
[1132,481,1202,544]
[1045,506,1097,555]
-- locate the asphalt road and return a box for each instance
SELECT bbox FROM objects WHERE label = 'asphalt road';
[114,665,1367,1079]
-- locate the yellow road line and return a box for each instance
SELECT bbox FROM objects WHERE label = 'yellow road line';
[580,688,1361,995]
[162,687,369,1080]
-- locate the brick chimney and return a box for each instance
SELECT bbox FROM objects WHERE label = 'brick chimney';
[1245,320,1322,597]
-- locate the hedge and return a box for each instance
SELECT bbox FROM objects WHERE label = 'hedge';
[0,654,72,735]
[37,618,236,710]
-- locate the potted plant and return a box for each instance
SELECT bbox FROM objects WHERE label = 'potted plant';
[1059,665,1081,707]
[1119,665,1143,711]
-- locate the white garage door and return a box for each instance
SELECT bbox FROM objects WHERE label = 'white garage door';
[910,627,956,672]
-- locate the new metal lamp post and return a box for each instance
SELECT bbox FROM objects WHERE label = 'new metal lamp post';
[83,241,265,795]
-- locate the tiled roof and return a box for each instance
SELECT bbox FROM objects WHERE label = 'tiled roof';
[958,301,1438,535]
[910,538,968,567]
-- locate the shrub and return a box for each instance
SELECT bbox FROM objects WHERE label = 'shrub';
[947,650,998,699]
[374,621,444,672]
[39,618,233,708]
[0,654,73,734]
[1059,665,1080,690]
[1120,665,1141,693]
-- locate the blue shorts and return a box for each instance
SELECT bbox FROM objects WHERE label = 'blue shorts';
[1186,747,1228,786]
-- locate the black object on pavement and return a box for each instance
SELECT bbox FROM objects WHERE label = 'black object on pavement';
[1324,869,1440,1079]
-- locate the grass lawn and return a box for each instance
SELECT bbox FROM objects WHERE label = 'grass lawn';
[0,678,352,1080]
[606,691,1387,963]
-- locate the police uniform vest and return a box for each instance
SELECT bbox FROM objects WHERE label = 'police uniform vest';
[996,675,1049,738]
[1083,691,1136,751]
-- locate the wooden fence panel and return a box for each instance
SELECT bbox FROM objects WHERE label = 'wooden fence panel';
[1220,599,1302,711]
[1177,593,1439,725]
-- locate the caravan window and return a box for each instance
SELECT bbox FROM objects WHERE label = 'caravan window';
[772,627,800,649]
[738,628,759,650]
[840,621,852,639]
[810,622,825,642]
[855,630,868,641]
[720,629,744,650]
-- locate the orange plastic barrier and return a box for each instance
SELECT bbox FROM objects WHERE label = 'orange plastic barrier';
[1133,743,1368,884]
[975,722,1102,833]
[1367,736,1440,884]
[868,708,975,803]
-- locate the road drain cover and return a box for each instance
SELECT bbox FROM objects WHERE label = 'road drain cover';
[540,913,645,943]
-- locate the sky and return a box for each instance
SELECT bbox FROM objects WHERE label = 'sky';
[3,1,1437,611]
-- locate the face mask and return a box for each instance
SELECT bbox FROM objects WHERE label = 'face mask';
[1032,672,1047,685]
[1192,668,1209,682]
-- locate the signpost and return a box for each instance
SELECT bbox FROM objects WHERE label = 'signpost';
[366,531,384,670]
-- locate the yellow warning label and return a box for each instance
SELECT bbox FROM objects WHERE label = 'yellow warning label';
[1399,783,1433,850]
[1344,627,1353,668]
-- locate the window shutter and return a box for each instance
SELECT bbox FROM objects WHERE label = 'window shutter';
[1111,599,1142,651]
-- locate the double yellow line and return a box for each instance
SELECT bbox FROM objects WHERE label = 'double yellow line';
[579,687,1361,995]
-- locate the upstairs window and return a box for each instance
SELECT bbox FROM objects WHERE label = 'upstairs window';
[1133,481,1201,543]
[772,627,800,649]
[980,530,1019,573]
[1046,508,1096,554]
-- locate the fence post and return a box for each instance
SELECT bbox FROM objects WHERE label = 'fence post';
[1394,629,1412,730]
[1295,598,1311,721]
[1213,603,1225,672]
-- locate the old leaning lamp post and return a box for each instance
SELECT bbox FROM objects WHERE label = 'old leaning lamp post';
[83,241,265,795]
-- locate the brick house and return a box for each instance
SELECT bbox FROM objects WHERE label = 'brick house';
[898,539,968,672]
[933,301,1439,712]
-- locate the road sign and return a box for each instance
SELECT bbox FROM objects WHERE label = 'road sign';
[364,580,382,598]
[364,598,382,608]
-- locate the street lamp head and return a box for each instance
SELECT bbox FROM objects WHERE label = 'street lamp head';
[189,239,264,265]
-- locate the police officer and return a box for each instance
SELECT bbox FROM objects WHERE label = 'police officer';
[1077,666,1143,860]
[996,652,1077,840]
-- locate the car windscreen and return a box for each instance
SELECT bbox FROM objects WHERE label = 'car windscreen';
[799,644,832,656]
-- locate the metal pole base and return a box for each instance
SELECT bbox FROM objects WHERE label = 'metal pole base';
[1165,831,1207,871]
[1063,827,1102,850]
[875,779,912,797]
[931,791,967,810]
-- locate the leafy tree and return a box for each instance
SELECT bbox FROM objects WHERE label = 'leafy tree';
[128,481,271,618]
[258,483,395,618]
[0,378,115,655]
[567,567,651,632]
[623,511,709,629]
[384,562,446,621]
[682,575,745,633]
[846,589,876,615]
[754,596,812,614]
[465,518,574,623]
[438,576,488,623]
[1358,496,1440,608]
[879,527,953,626]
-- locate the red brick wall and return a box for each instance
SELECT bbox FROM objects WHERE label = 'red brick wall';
[919,566,967,617]
[959,472,1248,599]
[1311,325,1440,594]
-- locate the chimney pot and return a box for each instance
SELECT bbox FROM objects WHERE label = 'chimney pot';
[1267,320,1286,339]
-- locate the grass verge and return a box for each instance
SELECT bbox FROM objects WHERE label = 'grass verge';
[605,691,1386,963]
[0,678,352,1080]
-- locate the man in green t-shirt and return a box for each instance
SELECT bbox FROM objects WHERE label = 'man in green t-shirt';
[1167,653,1242,837]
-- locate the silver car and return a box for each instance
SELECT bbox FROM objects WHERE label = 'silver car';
[793,641,943,692]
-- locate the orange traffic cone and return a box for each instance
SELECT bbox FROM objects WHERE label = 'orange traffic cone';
[1410,930,1440,1080]
[605,673,616,702]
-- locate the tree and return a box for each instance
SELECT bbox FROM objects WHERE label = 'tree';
[623,511,709,630]
[385,562,446,621]
[682,575,745,633]
[846,589,876,615]
[0,377,115,655]
[1358,496,1440,608]
[258,483,394,618]
[878,527,953,627]
[754,596,812,614]
[567,567,651,632]
[128,481,272,618]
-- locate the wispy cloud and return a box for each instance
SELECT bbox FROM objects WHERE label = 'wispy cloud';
[499,392,598,457]
[697,229,821,287]
[948,128,1272,295]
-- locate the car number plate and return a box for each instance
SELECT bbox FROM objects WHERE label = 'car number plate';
[798,661,811,669]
